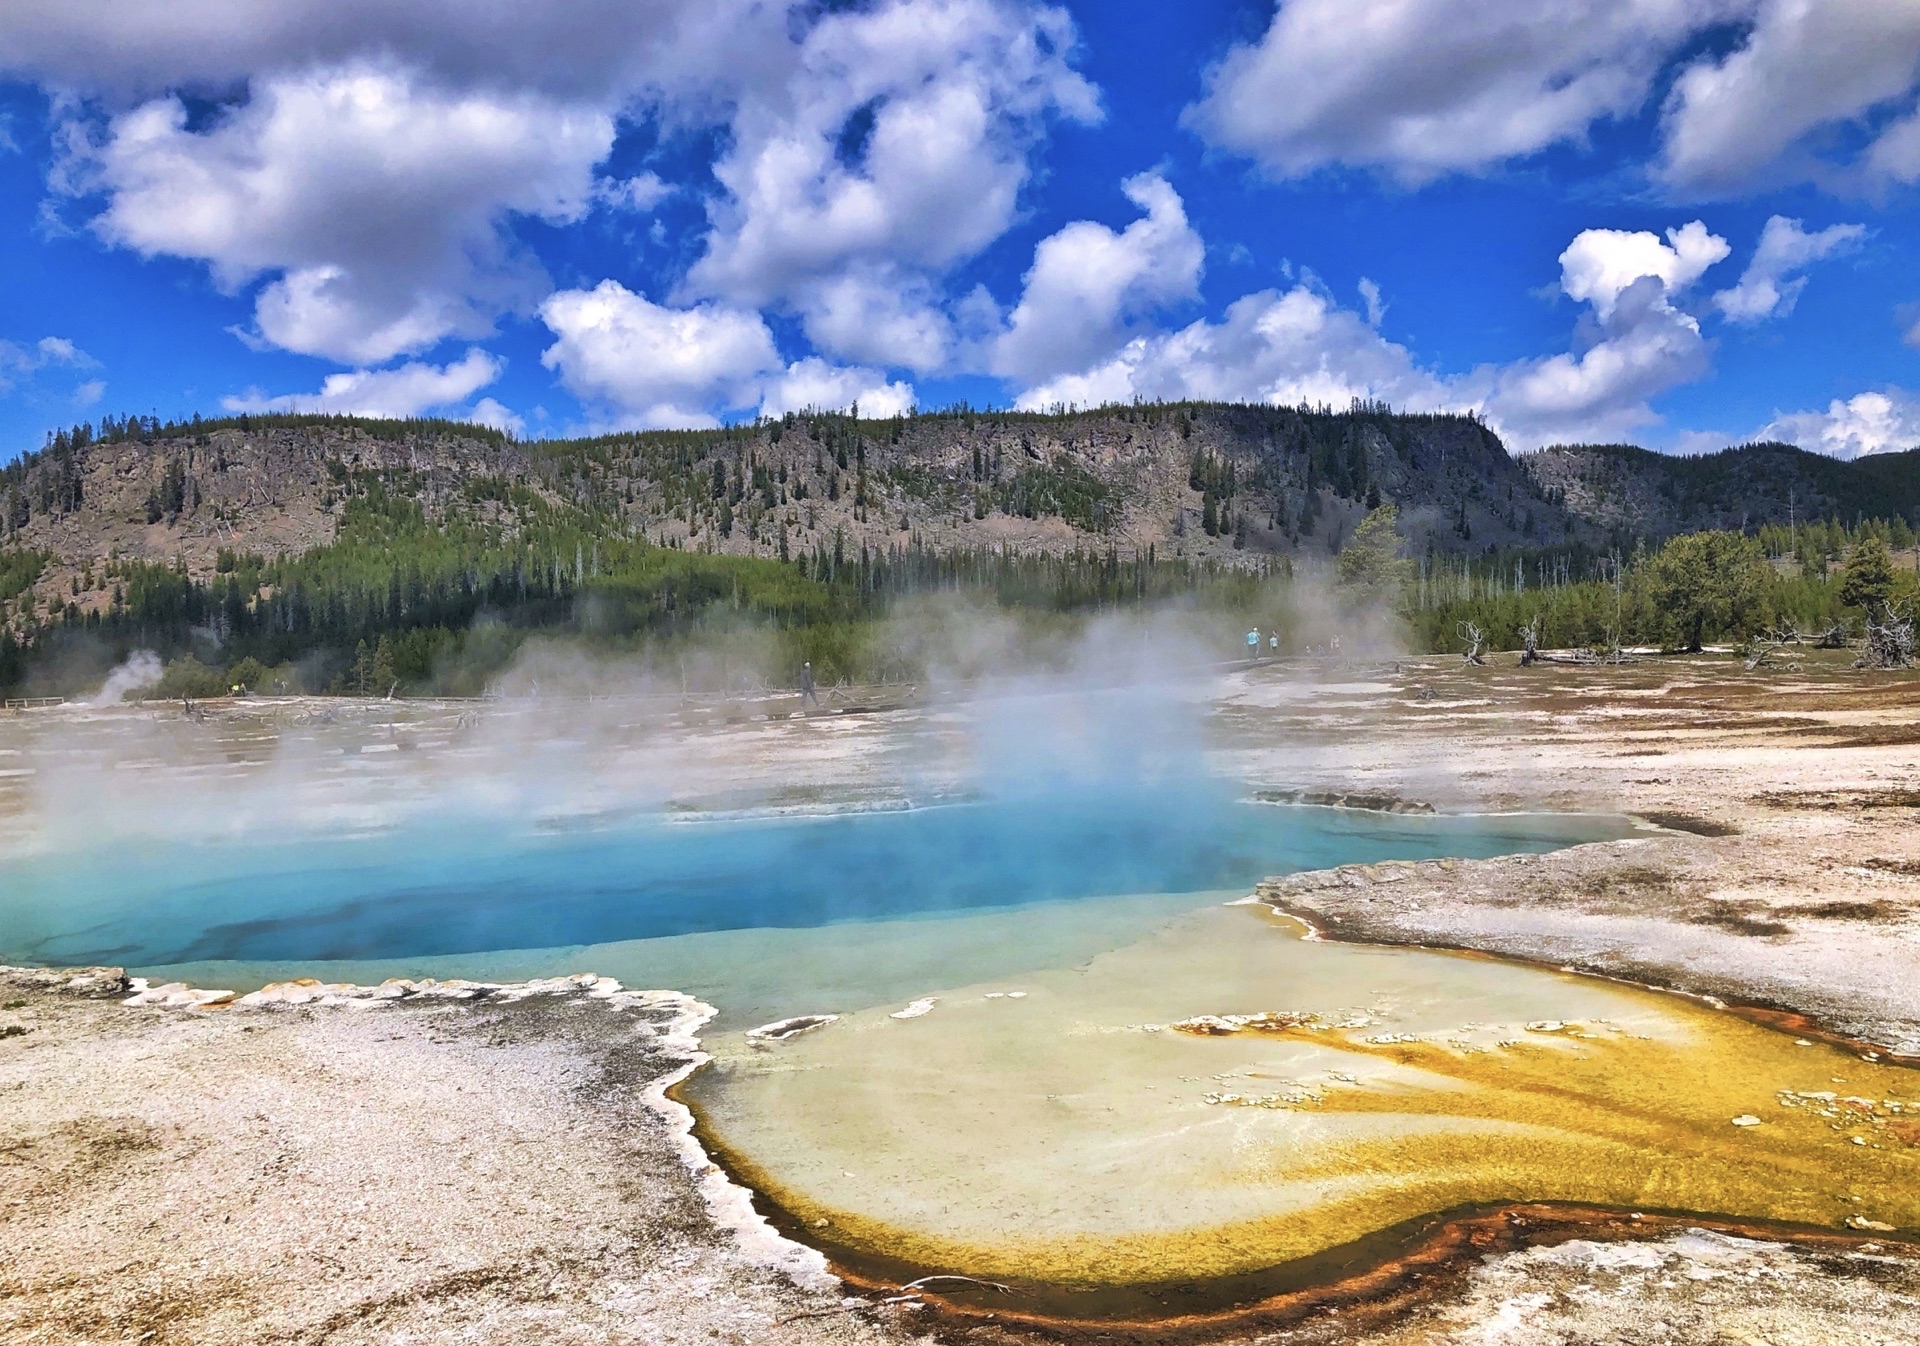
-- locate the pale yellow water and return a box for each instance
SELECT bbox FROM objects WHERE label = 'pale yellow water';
[688,901,1920,1288]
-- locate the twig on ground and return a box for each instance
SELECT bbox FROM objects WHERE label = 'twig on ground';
[775,1305,874,1325]
[899,1274,1018,1295]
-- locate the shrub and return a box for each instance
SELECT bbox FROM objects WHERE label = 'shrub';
[151,655,230,700]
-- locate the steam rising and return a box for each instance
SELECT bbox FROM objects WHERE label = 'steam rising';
[90,650,163,706]
[7,576,1434,865]
[0,577,1614,1033]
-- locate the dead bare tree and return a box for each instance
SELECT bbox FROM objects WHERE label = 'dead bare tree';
[1743,634,1799,671]
[1597,548,1628,664]
[1813,622,1851,649]
[1458,621,1488,666]
[1858,602,1916,669]
[1518,615,1542,666]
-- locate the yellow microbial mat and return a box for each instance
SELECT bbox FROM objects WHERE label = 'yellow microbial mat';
[688,901,1920,1290]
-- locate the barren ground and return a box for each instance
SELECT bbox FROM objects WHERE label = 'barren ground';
[6,652,1920,1345]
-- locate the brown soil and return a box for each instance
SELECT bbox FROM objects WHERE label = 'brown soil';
[862,1208,1920,1345]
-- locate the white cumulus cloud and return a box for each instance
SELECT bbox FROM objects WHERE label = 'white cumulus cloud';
[1358,278,1386,327]
[1556,220,1729,320]
[539,280,780,429]
[20,1,1094,382]
[0,0,784,107]
[991,173,1203,384]
[1015,284,1449,413]
[1711,215,1865,323]
[1482,277,1713,447]
[25,0,1098,381]
[596,172,672,213]
[1758,388,1920,459]
[0,334,100,397]
[540,281,921,427]
[32,336,95,367]
[468,397,526,437]
[66,64,614,365]
[1009,215,1735,452]
[1660,0,1920,194]
[1182,0,1920,196]
[794,268,955,373]
[759,358,915,419]
[1185,0,1745,183]
[685,0,1098,369]
[221,348,503,419]
[1474,221,1728,446]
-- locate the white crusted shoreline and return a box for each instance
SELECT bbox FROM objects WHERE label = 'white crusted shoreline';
[122,968,671,1010]
[4,960,839,1296]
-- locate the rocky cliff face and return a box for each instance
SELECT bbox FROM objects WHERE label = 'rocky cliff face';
[1,422,530,578]
[0,404,1589,590]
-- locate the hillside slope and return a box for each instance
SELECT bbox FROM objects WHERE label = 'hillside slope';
[2,419,534,585]
[1523,441,1920,539]
[5,407,1916,640]
[0,404,1584,593]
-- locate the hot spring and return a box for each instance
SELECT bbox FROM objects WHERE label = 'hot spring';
[2,690,1913,1321]
[0,764,1619,1028]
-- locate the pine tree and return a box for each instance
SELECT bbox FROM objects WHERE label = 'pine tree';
[1840,536,1896,612]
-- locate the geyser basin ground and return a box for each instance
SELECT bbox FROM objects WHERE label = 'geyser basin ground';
[5,696,1904,1324]
[687,900,1920,1319]
[0,783,1622,1029]
[8,664,1920,1344]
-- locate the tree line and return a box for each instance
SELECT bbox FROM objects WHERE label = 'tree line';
[0,464,1282,698]
[1381,517,1918,656]
[2,471,1916,699]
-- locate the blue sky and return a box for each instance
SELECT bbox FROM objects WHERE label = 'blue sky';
[2,0,1919,461]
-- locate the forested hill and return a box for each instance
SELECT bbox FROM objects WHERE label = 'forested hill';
[5,409,1915,604]
[1,403,1580,594]
[1,402,1916,696]
[1524,440,1920,540]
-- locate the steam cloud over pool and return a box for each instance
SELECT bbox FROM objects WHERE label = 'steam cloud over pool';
[0,675,1632,1029]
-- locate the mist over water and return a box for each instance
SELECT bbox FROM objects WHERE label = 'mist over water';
[2,606,1626,1024]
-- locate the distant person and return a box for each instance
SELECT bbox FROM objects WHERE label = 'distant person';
[1331,634,1341,655]
[800,661,818,707]
[1247,628,1260,661]
[1270,632,1279,656]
